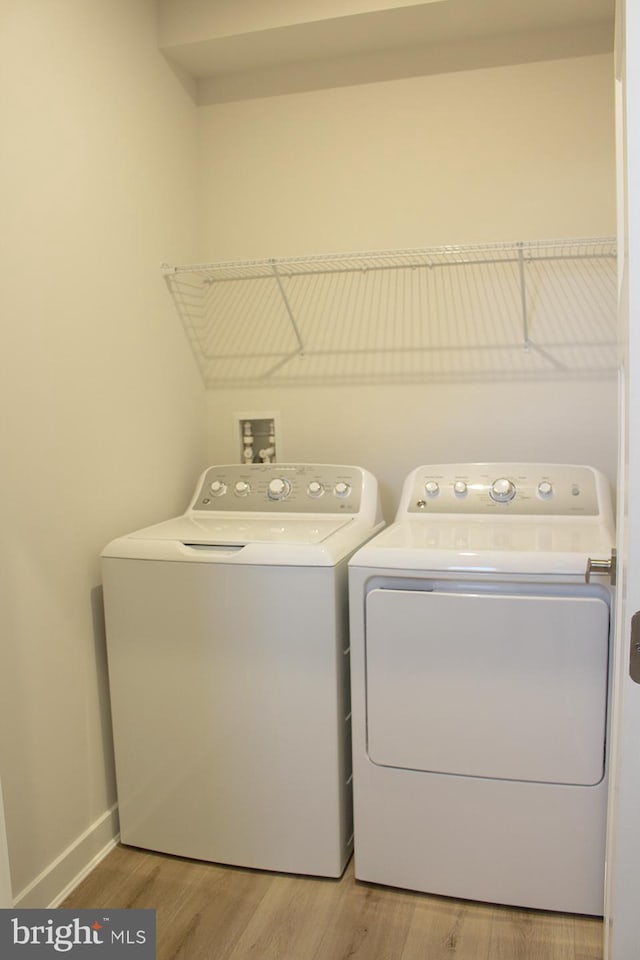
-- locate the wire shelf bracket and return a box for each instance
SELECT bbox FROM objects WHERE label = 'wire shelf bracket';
[270,260,305,357]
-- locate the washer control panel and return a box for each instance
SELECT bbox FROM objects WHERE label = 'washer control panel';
[405,464,602,516]
[192,464,363,513]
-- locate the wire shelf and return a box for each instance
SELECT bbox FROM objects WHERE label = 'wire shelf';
[162,237,618,387]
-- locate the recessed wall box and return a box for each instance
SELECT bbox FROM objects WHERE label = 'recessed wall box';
[235,411,281,464]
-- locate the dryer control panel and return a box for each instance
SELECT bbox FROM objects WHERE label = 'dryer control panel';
[403,463,608,517]
[190,463,367,514]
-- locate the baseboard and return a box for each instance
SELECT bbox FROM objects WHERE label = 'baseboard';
[13,805,120,909]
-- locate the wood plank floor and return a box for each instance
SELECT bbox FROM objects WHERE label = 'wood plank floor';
[61,845,603,960]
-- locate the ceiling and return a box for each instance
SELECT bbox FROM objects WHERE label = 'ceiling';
[158,0,615,104]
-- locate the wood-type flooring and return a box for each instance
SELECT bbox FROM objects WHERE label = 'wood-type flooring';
[61,844,603,960]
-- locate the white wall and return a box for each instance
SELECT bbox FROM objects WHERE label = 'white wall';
[0,0,205,904]
[198,54,614,258]
[199,53,617,516]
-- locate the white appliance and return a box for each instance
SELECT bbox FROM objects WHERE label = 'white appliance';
[101,463,383,878]
[348,463,615,914]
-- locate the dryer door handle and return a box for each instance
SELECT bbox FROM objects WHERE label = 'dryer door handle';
[630,612,640,684]
[585,548,617,585]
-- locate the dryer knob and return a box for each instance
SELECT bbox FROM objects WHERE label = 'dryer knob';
[490,478,516,502]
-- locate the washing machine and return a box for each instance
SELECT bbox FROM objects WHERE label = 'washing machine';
[348,463,615,914]
[101,462,383,878]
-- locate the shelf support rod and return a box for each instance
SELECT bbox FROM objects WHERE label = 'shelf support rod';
[517,245,530,351]
[271,261,305,355]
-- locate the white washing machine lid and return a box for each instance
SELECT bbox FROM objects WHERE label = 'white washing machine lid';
[129,514,353,545]
[101,513,386,566]
[350,517,615,576]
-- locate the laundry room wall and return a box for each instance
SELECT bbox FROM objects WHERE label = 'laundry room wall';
[198,52,617,519]
[0,0,205,905]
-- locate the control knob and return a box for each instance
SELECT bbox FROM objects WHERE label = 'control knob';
[537,481,553,499]
[453,480,468,496]
[234,480,251,497]
[490,477,516,503]
[267,477,291,500]
[209,479,226,497]
[334,481,351,498]
[424,480,439,497]
[307,481,324,498]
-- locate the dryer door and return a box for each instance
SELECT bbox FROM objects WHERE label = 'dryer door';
[365,587,609,785]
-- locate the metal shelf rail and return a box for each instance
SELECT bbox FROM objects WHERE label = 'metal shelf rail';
[161,237,618,387]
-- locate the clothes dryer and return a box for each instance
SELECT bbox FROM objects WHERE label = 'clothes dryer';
[348,463,615,914]
[102,463,382,878]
